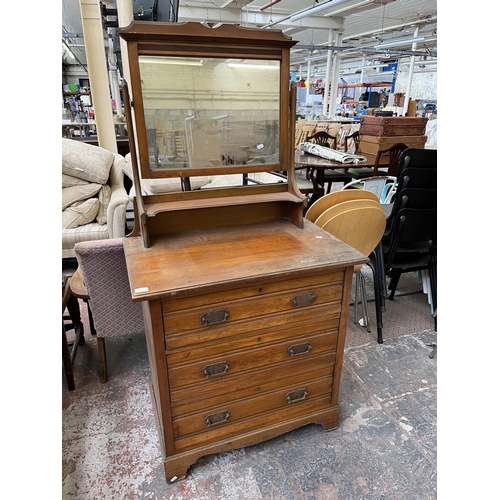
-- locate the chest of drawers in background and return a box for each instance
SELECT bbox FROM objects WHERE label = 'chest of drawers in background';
[124,220,366,482]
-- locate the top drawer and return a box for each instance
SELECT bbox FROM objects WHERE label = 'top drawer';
[162,272,344,336]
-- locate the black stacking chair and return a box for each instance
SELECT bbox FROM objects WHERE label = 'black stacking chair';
[370,184,437,344]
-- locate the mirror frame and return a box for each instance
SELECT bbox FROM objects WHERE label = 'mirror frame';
[119,21,297,180]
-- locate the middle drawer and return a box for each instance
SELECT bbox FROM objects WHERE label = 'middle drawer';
[167,329,337,393]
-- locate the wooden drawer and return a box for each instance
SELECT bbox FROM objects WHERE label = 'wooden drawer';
[162,270,344,314]
[167,329,337,392]
[163,282,343,335]
[164,302,341,350]
[173,376,334,450]
[170,351,336,411]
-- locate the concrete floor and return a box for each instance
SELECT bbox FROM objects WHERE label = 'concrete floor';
[62,265,436,499]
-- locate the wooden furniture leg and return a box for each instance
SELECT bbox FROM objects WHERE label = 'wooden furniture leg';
[62,275,85,390]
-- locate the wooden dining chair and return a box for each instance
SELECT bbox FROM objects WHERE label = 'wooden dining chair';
[343,130,361,153]
[347,142,408,180]
[62,274,85,391]
[305,131,353,192]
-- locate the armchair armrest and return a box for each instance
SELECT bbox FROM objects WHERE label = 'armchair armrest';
[106,154,129,238]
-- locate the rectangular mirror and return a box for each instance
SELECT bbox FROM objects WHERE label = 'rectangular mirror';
[138,56,281,172]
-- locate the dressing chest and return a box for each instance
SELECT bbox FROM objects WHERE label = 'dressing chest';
[119,21,366,482]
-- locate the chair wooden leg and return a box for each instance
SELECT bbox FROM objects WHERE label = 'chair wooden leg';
[63,323,75,391]
[97,337,108,383]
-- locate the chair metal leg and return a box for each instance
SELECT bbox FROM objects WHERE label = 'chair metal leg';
[354,271,360,324]
[354,270,370,332]
[97,337,108,383]
[359,272,371,333]
[366,260,384,344]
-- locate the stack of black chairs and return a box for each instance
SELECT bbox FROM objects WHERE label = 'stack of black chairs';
[369,148,437,344]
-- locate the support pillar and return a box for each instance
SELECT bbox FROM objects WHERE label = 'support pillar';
[79,0,117,152]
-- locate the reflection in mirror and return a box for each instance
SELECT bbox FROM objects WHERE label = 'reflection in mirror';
[138,56,281,171]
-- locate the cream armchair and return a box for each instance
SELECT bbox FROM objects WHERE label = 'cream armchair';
[62,139,129,259]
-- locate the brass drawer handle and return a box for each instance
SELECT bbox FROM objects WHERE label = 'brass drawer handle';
[291,292,316,307]
[288,342,312,357]
[205,410,230,427]
[200,308,229,326]
[286,388,308,404]
[202,361,230,378]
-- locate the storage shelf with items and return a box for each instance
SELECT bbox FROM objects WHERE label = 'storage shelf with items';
[62,86,94,136]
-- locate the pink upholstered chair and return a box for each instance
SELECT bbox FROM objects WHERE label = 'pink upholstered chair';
[73,238,144,382]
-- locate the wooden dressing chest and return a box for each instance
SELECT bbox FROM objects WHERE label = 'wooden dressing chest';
[123,221,366,481]
[119,21,367,482]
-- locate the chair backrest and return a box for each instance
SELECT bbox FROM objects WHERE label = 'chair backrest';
[326,123,341,137]
[305,188,379,223]
[336,125,352,149]
[321,206,386,272]
[374,143,408,176]
[315,199,382,229]
[341,176,397,203]
[397,187,438,210]
[382,207,437,271]
[343,130,360,153]
[385,170,437,225]
[313,122,330,133]
[74,238,144,338]
[308,131,337,150]
[295,122,317,150]
[395,147,437,178]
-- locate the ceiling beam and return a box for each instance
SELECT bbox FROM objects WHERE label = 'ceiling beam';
[177,6,344,30]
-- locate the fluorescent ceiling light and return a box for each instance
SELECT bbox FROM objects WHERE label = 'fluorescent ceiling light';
[359,63,390,70]
[305,55,328,62]
[140,57,204,66]
[412,68,437,74]
[374,37,426,49]
[227,63,279,70]
[290,0,352,22]
[399,60,437,66]
[323,0,372,17]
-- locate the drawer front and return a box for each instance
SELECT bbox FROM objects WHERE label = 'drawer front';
[168,329,337,392]
[163,282,343,335]
[162,271,344,314]
[170,352,336,414]
[165,302,341,350]
[173,375,333,441]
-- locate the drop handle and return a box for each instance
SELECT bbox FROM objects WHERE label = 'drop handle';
[286,388,308,403]
[200,308,229,326]
[204,410,230,427]
[202,361,230,378]
[288,342,312,356]
[291,292,316,307]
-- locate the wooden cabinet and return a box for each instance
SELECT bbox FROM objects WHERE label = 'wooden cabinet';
[123,220,366,481]
[119,21,367,482]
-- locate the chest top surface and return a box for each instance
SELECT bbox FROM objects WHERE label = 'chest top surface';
[123,220,367,301]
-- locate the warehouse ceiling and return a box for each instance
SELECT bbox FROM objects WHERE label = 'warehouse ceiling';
[62,0,437,76]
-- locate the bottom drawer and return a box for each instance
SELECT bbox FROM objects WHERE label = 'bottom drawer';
[173,373,333,443]
[173,387,333,453]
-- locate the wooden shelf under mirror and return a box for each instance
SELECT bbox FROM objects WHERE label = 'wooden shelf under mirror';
[119,21,305,247]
